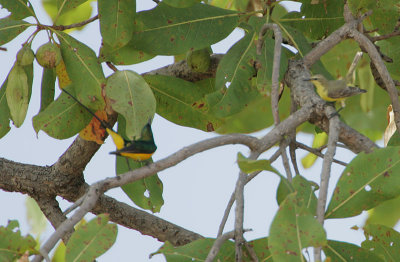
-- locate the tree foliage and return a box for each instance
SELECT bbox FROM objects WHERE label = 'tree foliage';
[1,0,400,261]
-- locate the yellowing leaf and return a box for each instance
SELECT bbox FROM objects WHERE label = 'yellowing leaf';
[79,110,107,144]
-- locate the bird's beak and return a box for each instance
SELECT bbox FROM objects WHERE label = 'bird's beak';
[303,78,311,81]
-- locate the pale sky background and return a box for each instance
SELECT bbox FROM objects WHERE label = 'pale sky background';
[0,1,385,261]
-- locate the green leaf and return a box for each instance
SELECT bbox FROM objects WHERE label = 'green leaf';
[277,24,331,76]
[115,118,164,213]
[56,0,90,17]
[6,64,29,127]
[43,0,93,32]
[98,42,155,65]
[362,224,400,261]
[247,237,272,260]
[301,132,327,169]
[131,3,239,55]
[116,157,163,212]
[52,241,66,262]
[32,86,92,139]
[0,0,35,19]
[276,175,318,212]
[323,240,383,262]
[209,31,260,117]
[366,195,400,228]
[65,214,117,262]
[269,193,327,261]
[237,152,281,175]
[0,18,31,45]
[280,1,344,40]
[144,75,222,132]
[39,68,56,113]
[57,31,106,111]
[348,0,399,35]
[163,0,201,8]
[320,40,360,80]
[25,196,47,237]
[0,75,11,138]
[388,132,400,147]
[256,36,288,95]
[105,70,156,139]
[326,147,400,219]
[98,0,135,49]
[154,239,236,261]
[0,220,37,261]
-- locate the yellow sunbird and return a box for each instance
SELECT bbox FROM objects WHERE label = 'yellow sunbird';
[62,88,156,161]
[304,74,367,107]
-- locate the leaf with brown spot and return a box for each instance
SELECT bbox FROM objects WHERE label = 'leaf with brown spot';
[79,110,107,144]
[326,146,400,219]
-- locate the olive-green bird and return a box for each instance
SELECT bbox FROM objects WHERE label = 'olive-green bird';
[304,74,367,107]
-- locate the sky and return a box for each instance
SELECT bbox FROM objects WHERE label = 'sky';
[0,1,382,261]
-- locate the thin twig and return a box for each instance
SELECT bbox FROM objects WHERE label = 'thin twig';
[244,240,259,262]
[345,51,363,83]
[50,15,99,31]
[258,23,293,181]
[371,30,400,42]
[295,142,347,166]
[314,106,340,261]
[205,229,251,262]
[33,184,103,262]
[205,231,235,262]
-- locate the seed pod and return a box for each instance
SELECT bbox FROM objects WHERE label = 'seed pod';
[186,48,211,73]
[6,65,29,127]
[36,42,62,68]
[16,45,35,66]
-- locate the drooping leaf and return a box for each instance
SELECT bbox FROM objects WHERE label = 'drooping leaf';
[0,0,35,19]
[209,31,260,117]
[25,196,47,237]
[98,42,155,65]
[0,220,37,261]
[32,86,92,139]
[362,224,400,260]
[65,214,117,262]
[6,64,29,127]
[116,154,164,213]
[55,59,72,89]
[105,70,156,139]
[144,74,222,132]
[39,68,56,113]
[326,147,400,219]
[98,0,135,49]
[323,240,382,262]
[301,132,327,169]
[0,19,31,45]
[131,3,239,55]
[269,192,327,261]
[57,31,106,111]
[0,76,11,138]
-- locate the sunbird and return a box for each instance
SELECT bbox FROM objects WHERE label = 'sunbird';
[304,74,367,107]
[62,88,156,161]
